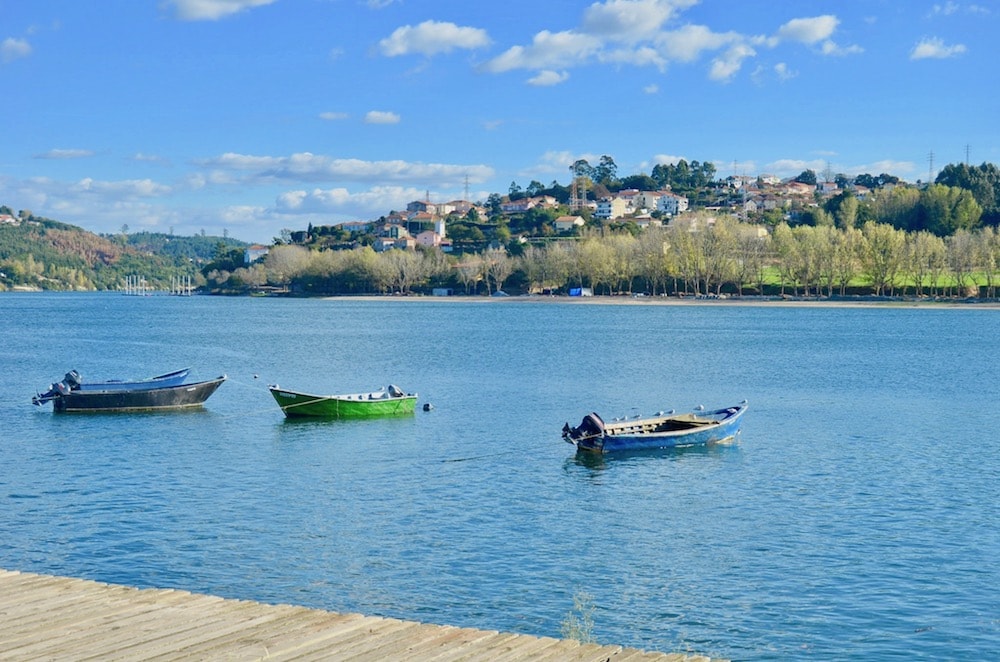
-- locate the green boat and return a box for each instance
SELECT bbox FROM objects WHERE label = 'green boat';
[268,384,417,418]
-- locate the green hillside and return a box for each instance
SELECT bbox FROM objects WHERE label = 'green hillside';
[0,206,247,292]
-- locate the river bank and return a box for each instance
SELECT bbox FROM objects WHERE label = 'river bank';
[323,293,1000,309]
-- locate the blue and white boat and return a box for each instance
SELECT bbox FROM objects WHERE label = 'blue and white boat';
[33,368,190,405]
[562,401,748,453]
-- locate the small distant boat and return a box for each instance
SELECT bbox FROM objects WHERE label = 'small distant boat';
[33,368,191,405]
[562,401,748,453]
[269,384,417,418]
[34,376,226,413]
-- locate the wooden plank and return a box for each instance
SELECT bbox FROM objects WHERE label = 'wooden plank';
[289,619,428,661]
[4,593,227,660]
[192,612,386,661]
[142,609,367,660]
[392,626,514,661]
[0,587,202,656]
[0,570,726,662]
[446,632,525,662]
[132,606,340,661]
[82,600,302,661]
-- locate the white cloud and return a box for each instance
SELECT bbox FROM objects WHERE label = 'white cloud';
[910,37,967,59]
[931,2,960,16]
[483,30,602,73]
[709,43,756,82]
[199,152,494,187]
[516,150,599,180]
[600,45,666,69]
[776,15,839,45]
[1,37,31,63]
[130,153,171,165]
[582,0,695,41]
[766,158,827,176]
[275,185,426,215]
[364,110,400,125]
[821,40,864,56]
[656,25,741,62]
[319,111,349,121]
[527,70,569,86]
[164,0,277,21]
[379,20,490,57]
[654,24,740,62]
[643,83,659,94]
[35,149,95,160]
[859,160,916,177]
[72,177,171,197]
[772,15,860,56]
[650,154,687,166]
[480,4,860,85]
[774,62,797,81]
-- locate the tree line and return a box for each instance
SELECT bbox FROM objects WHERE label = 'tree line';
[206,212,1000,299]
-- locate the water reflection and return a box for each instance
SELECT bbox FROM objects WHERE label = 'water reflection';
[566,440,741,472]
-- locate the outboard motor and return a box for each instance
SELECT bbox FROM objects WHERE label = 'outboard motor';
[563,412,605,442]
[387,385,404,397]
[63,370,82,390]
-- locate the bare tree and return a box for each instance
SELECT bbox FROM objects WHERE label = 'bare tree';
[701,216,739,295]
[264,245,311,288]
[946,229,977,297]
[483,247,513,294]
[456,254,483,294]
[381,249,425,294]
[519,245,547,294]
[733,223,769,295]
[974,227,999,298]
[636,227,674,295]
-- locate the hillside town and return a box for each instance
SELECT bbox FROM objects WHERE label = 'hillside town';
[268,168,892,260]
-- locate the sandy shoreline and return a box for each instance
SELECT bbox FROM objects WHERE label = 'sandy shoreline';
[320,294,1000,309]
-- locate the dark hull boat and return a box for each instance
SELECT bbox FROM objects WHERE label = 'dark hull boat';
[33,368,190,405]
[563,401,748,453]
[39,376,226,413]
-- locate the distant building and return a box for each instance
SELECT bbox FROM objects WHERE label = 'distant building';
[632,215,662,230]
[656,192,689,216]
[373,236,416,252]
[594,197,630,220]
[554,215,585,232]
[339,221,371,234]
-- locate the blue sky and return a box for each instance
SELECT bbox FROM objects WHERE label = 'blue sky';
[1,0,996,243]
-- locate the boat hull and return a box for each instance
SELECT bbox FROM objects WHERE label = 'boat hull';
[51,377,226,413]
[564,402,747,453]
[269,387,417,418]
[33,368,192,405]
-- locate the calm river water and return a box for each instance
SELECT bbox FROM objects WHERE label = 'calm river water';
[1,293,998,660]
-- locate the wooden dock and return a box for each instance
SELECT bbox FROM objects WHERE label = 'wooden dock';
[0,570,725,661]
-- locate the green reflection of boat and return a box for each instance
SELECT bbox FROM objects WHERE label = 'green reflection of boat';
[268,384,417,419]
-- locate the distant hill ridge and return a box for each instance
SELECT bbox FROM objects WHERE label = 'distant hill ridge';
[0,205,246,291]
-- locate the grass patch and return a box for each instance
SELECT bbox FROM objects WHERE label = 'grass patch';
[560,591,596,644]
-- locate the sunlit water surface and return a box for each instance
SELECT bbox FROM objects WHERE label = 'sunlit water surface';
[1,293,998,660]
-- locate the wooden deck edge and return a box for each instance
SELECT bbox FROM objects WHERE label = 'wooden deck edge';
[0,569,728,661]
